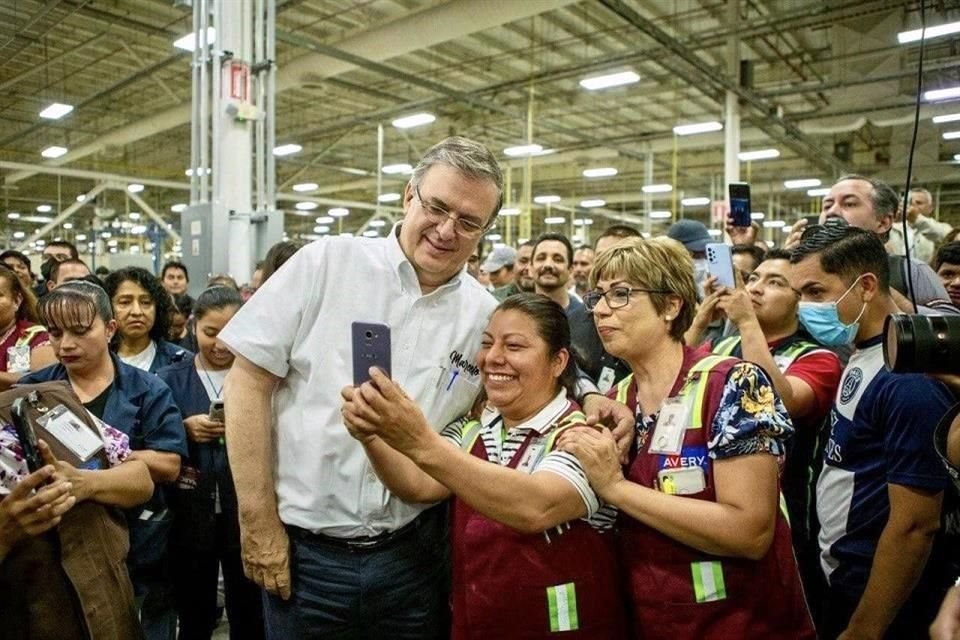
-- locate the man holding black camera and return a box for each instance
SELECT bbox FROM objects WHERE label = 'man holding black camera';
[790,220,954,639]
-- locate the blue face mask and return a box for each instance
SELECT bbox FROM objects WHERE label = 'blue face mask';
[798,276,866,346]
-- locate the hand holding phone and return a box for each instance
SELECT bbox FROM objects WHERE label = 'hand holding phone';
[11,398,42,474]
[705,243,737,290]
[728,182,752,228]
[208,400,225,424]
[352,322,392,386]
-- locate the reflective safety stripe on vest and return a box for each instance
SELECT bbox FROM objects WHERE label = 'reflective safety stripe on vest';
[546,582,580,632]
[691,561,727,603]
[713,336,740,356]
[15,325,45,348]
[458,410,588,455]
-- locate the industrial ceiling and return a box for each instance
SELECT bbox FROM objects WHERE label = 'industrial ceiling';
[1,0,959,258]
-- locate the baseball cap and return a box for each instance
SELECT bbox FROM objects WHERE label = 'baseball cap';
[481,246,517,273]
[666,219,712,253]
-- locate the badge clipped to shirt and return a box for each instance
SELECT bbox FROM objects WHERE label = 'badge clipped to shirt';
[6,344,30,373]
[36,404,105,463]
[516,443,545,473]
[596,366,616,394]
[647,397,690,456]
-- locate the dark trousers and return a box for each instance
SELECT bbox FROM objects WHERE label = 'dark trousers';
[263,506,450,640]
[172,514,264,640]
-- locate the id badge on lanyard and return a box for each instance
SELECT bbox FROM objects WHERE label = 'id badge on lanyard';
[647,397,690,456]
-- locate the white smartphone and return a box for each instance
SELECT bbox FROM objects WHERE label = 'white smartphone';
[705,242,736,289]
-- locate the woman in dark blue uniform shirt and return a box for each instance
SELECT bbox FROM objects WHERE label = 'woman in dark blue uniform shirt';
[104,267,191,374]
[21,280,187,640]
[158,286,263,640]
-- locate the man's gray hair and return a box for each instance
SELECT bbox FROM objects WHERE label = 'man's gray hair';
[909,186,932,199]
[836,173,899,219]
[410,136,504,221]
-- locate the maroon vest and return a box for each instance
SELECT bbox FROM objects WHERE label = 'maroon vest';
[450,403,628,640]
[614,348,815,639]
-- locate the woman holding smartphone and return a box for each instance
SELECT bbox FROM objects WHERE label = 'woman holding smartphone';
[157,286,262,640]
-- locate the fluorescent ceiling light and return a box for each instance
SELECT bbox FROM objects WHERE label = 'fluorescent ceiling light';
[573,218,594,226]
[129,212,141,220]
[339,232,353,237]
[185,167,210,176]
[579,70,640,91]
[39,103,73,120]
[503,144,544,157]
[943,130,960,140]
[292,182,318,192]
[315,216,334,224]
[738,148,781,161]
[649,210,672,219]
[273,143,302,156]
[7,212,20,219]
[784,178,821,189]
[173,26,215,52]
[807,188,830,197]
[36,205,52,213]
[544,216,566,224]
[363,230,379,238]
[642,184,673,193]
[582,167,618,178]
[130,225,147,235]
[63,222,74,229]
[486,233,503,241]
[41,145,68,158]
[295,201,319,211]
[579,199,606,208]
[377,192,401,203]
[707,229,722,237]
[673,121,723,136]
[681,197,710,206]
[932,113,960,124]
[897,21,960,44]
[498,207,520,216]
[171,203,187,213]
[13,231,25,239]
[534,195,561,204]
[763,220,787,228]
[391,113,436,129]
[76,194,86,202]
[329,207,350,217]
[924,87,960,102]
[127,183,144,193]
[314,225,330,233]
[369,220,387,228]
[955,154,960,162]
[382,163,413,175]
[75,234,86,241]
[750,212,765,220]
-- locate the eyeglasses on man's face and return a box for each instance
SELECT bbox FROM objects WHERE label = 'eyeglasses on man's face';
[415,185,487,238]
[583,285,671,311]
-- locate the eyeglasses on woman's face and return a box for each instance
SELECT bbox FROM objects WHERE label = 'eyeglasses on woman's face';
[583,285,671,311]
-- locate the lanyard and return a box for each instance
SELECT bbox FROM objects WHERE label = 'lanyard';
[200,366,224,399]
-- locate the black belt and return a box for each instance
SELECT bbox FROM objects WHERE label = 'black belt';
[288,515,424,553]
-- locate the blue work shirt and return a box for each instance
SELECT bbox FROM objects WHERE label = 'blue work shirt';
[22,352,187,582]
[149,340,192,374]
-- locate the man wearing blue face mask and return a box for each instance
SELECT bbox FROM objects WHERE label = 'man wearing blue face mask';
[789,220,955,640]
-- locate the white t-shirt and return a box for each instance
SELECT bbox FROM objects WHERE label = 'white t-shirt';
[119,340,157,372]
[196,363,228,401]
[218,229,498,537]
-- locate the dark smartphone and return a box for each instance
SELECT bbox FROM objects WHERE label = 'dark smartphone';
[352,322,391,386]
[208,400,225,423]
[728,182,752,227]
[11,397,42,473]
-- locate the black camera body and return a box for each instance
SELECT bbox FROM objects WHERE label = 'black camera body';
[883,313,960,375]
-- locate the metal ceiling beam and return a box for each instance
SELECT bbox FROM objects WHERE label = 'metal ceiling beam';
[127,189,181,244]
[16,181,106,251]
[597,0,846,176]
[4,0,580,185]
[0,31,108,92]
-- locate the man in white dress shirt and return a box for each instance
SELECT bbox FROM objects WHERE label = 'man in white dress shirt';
[220,137,505,638]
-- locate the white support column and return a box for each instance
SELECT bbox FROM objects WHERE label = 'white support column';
[723,0,741,190]
[216,0,255,283]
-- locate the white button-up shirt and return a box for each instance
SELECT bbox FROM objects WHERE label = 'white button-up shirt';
[219,229,497,537]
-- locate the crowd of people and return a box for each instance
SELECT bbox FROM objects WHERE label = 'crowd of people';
[0,135,959,639]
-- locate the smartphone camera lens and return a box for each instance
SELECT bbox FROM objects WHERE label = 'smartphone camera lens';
[365,330,374,339]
